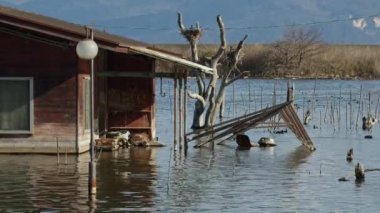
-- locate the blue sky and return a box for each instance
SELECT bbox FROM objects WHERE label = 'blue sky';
[1,0,380,44]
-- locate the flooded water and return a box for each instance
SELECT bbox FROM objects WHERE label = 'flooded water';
[1,79,380,212]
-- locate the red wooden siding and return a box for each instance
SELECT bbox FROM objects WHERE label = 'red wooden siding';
[0,29,79,142]
[106,52,155,138]
[0,23,157,152]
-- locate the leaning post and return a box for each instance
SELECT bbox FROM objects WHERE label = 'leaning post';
[183,71,188,151]
[287,80,294,103]
[173,74,178,150]
[178,74,183,150]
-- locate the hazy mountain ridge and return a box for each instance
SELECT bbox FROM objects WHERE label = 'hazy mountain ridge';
[1,0,379,44]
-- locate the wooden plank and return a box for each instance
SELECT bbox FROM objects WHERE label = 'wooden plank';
[186,102,290,137]
[194,104,285,147]
[187,102,290,142]
[124,46,214,75]
[188,101,315,151]
[280,104,315,151]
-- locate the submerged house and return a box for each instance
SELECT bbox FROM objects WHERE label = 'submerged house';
[0,6,211,153]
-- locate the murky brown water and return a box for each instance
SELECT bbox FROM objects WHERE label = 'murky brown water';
[1,80,380,212]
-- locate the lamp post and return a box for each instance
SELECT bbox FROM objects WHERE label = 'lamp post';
[76,29,98,195]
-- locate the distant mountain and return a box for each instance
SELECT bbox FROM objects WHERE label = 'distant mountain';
[1,0,379,44]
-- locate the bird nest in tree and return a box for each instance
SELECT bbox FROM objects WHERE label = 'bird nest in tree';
[182,28,202,42]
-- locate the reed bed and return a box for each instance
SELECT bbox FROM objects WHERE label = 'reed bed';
[157,44,380,79]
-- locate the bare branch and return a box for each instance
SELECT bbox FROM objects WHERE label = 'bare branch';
[187,91,206,106]
[177,11,202,62]
[211,15,227,66]
[230,34,248,67]
[236,34,248,50]
[196,22,200,31]
[226,71,250,86]
[196,74,205,95]
[177,12,185,32]
[221,34,248,80]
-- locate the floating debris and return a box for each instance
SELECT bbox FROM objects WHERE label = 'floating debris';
[273,129,287,134]
[95,130,130,151]
[338,176,351,182]
[258,137,276,147]
[236,134,257,148]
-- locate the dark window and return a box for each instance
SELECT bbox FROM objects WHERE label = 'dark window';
[0,78,33,133]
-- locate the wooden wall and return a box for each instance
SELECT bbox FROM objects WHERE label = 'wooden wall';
[0,28,79,152]
[0,25,157,152]
[106,52,155,138]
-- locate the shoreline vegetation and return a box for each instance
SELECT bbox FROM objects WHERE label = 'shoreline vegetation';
[157,44,380,80]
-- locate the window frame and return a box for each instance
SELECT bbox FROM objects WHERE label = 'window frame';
[0,77,34,134]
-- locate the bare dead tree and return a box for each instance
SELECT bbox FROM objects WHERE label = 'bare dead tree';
[209,35,249,124]
[177,12,248,128]
[272,27,323,75]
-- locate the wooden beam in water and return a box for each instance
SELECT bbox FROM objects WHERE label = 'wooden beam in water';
[173,77,178,149]
[178,77,183,150]
[184,75,188,150]
[189,101,315,151]
[187,102,290,142]
[194,103,288,147]
[280,105,315,151]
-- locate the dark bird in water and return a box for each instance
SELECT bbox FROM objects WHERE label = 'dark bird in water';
[355,162,365,181]
[346,148,353,162]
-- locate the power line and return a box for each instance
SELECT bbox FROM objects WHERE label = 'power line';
[88,14,379,32]
[225,14,378,30]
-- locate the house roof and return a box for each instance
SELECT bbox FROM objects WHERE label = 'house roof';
[0,5,146,49]
[0,5,213,74]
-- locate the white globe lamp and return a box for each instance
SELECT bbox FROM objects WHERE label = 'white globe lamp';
[76,39,98,60]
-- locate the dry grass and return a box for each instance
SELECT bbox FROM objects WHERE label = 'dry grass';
[156,44,380,79]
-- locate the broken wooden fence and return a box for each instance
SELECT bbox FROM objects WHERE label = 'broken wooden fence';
[185,101,316,151]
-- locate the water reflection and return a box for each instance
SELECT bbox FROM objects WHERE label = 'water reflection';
[355,179,365,188]
[0,154,89,212]
[96,147,157,211]
[166,147,228,212]
[285,145,313,169]
[2,80,380,212]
